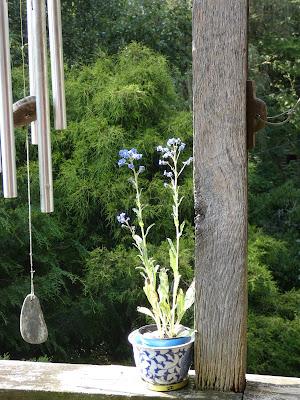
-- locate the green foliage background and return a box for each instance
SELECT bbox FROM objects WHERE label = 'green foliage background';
[0,0,299,376]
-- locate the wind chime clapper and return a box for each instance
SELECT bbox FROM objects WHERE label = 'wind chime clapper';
[0,0,67,213]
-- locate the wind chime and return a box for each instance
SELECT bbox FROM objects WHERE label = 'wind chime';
[0,0,66,344]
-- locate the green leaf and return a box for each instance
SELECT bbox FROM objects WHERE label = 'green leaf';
[139,272,147,279]
[145,223,155,236]
[179,221,185,235]
[185,279,195,311]
[154,264,160,273]
[143,280,159,310]
[159,301,171,321]
[158,268,169,303]
[167,238,176,254]
[137,306,156,322]
[169,248,177,272]
[133,234,143,245]
[176,289,185,323]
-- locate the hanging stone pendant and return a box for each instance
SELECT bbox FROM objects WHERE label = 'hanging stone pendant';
[20,294,48,344]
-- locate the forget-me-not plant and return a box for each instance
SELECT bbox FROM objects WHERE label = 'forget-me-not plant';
[117,139,194,338]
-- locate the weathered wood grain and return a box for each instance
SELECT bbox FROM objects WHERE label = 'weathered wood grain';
[0,361,298,399]
[0,361,242,399]
[193,0,248,392]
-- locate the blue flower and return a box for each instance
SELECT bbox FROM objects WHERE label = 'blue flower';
[138,165,145,174]
[157,146,169,153]
[118,158,126,167]
[119,148,143,160]
[128,148,137,157]
[179,143,186,151]
[163,170,173,178]
[167,138,182,146]
[183,157,193,166]
[159,159,168,165]
[128,163,134,170]
[117,213,130,224]
[132,153,143,160]
[162,151,173,159]
[119,149,129,159]
[167,138,176,146]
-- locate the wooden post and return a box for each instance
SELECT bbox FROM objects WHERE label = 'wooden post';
[193,0,248,392]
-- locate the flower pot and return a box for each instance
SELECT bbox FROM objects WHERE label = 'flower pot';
[137,324,191,347]
[128,324,194,391]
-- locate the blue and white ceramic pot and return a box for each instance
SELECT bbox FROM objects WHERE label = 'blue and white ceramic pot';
[128,324,194,390]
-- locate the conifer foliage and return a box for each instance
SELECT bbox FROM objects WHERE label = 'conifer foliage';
[0,0,299,375]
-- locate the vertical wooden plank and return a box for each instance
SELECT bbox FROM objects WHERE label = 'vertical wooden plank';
[193,0,248,392]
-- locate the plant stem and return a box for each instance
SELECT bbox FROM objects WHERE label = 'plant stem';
[133,170,151,276]
[133,168,162,334]
[170,147,181,336]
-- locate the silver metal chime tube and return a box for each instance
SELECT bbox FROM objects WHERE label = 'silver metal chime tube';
[0,0,17,198]
[47,0,67,130]
[26,0,38,145]
[32,0,54,212]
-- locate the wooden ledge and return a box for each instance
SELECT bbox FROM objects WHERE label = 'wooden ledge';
[0,361,299,400]
[244,374,300,400]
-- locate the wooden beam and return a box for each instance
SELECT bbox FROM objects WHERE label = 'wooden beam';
[0,361,299,399]
[0,361,242,400]
[193,0,248,392]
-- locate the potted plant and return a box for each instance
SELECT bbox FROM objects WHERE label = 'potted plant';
[117,138,195,391]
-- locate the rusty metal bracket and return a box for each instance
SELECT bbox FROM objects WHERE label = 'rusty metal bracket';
[246,80,267,150]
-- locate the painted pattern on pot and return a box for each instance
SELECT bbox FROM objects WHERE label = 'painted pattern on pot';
[129,329,194,385]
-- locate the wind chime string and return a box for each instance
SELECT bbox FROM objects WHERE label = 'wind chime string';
[257,96,300,126]
[18,0,63,345]
[20,0,35,297]
[267,97,300,119]
[26,130,35,296]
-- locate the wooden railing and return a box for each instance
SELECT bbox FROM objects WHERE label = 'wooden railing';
[0,361,299,399]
